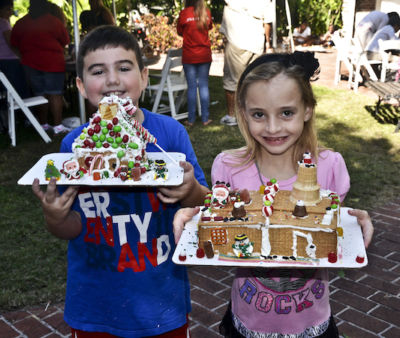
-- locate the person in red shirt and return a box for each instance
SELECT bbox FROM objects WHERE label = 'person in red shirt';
[11,0,70,134]
[177,0,213,126]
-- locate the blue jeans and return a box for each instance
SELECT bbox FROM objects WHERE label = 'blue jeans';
[182,62,211,123]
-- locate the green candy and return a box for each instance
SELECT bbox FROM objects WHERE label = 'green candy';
[117,150,125,158]
[111,142,119,149]
[204,199,211,204]
[129,142,138,149]
[102,128,108,134]
[128,161,134,168]
[115,137,122,144]
[100,120,107,127]
[107,137,114,143]
[102,171,109,179]
[82,128,87,134]
[80,134,85,140]
[100,134,106,142]
[264,200,271,206]
[121,144,126,149]
[271,178,277,184]
[92,135,99,142]
[75,145,81,148]
[113,125,122,133]
[96,142,102,148]
[331,204,338,209]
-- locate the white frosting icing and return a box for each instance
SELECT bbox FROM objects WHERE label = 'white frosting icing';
[292,230,316,259]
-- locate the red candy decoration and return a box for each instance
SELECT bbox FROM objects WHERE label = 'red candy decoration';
[135,156,142,161]
[328,252,337,263]
[214,216,224,222]
[179,251,187,261]
[122,135,129,143]
[103,143,110,148]
[196,248,205,258]
[201,217,211,221]
[83,140,90,146]
[88,128,94,136]
[109,131,115,137]
[356,253,365,264]
[85,156,93,167]
[116,132,121,137]
[94,124,101,133]
[93,116,101,123]
[134,162,140,167]
[112,117,119,125]
[140,167,146,174]
[89,142,96,149]
[107,123,113,130]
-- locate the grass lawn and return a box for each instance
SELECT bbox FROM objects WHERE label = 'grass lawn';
[0,75,400,312]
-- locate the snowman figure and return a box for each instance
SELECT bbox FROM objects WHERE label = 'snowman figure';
[232,234,254,258]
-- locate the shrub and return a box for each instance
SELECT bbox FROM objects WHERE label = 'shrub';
[142,13,225,54]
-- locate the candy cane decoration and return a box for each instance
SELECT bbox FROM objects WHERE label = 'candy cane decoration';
[262,201,274,225]
[263,193,275,204]
[89,154,104,176]
[132,120,157,144]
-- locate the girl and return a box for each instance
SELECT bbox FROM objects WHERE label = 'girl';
[174,52,373,337]
[177,0,213,126]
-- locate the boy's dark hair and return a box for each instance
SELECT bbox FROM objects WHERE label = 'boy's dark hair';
[0,0,13,9]
[388,12,399,20]
[388,16,400,28]
[76,26,144,80]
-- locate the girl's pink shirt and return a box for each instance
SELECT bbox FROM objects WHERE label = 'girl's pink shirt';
[211,150,350,335]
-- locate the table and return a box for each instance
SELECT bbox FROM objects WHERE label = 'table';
[366,80,400,132]
[143,56,161,67]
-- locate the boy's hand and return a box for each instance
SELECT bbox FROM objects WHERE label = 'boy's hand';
[173,207,200,244]
[32,177,81,239]
[348,209,374,248]
[157,161,208,207]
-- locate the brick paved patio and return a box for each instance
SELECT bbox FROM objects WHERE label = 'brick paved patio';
[1,50,399,338]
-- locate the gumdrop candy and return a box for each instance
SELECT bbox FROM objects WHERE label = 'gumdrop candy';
[196,248,205,258]
[93,172,101,181]
[328,252,337,263]
[179,251,187,261]
[337,227,343,237]
[356,252,365,264]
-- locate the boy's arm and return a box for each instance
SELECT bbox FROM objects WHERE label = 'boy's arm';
[157,161,209,208]
[32,177,82,240]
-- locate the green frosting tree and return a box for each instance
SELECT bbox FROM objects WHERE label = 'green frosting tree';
[45,159,61,181]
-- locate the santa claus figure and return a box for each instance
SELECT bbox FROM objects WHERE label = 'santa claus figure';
[211,181,231,208]
[61,159,87,180]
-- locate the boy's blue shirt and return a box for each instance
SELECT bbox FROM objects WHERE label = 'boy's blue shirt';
[59,108,207,337]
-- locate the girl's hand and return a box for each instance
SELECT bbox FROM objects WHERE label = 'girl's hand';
[348,209,374,248]
[173,206,200,244]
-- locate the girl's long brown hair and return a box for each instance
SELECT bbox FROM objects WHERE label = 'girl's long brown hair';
[185,0,208,31]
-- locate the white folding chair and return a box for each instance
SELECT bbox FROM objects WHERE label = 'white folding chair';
[333,36,354,85]
[146,54,201,120]
[378,39,400,82]
[0,71,50,146]
[348,37,381,92]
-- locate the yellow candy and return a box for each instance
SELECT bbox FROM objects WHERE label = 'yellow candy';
[337,227,343,237]
[259,185,265,194]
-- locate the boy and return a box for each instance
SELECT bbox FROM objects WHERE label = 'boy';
[32,26,209,337]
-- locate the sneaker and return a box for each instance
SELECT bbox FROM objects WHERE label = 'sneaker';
[53,124,71,135]
[220,114,237,126]
[41,123,53,132]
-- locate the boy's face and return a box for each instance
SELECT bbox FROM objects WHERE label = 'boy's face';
[76,47,148,109]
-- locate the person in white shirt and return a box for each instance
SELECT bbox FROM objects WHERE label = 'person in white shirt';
[293,20,314,46]
[366,16,400,61]
[355,10,399,50]
[219,0,274,126]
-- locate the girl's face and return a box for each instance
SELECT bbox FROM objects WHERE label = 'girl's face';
[243,74,312,160]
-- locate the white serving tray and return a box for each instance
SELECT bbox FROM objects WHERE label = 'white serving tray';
[18,152,185,186]
[173,207,368,269]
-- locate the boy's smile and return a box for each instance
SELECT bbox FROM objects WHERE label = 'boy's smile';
[243,74,312,160]
[76,47,148,122]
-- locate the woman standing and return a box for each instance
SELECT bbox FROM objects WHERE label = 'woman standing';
[178,0,213,126]
[11,0,70,134]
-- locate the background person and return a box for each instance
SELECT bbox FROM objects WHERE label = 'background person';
[79,0,115,33]
[11,0,70,134]
[177,0,213,126]
[0,0,29,100]
[219,0,273,126]
[293,20,314,46]
[355,10,399,50]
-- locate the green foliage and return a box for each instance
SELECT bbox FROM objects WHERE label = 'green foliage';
[276,0,343,37]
